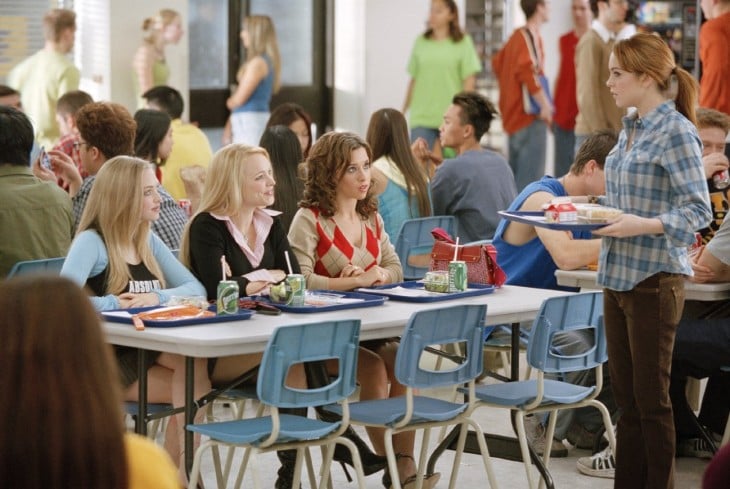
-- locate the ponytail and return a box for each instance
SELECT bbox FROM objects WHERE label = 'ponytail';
[673,67,698,126]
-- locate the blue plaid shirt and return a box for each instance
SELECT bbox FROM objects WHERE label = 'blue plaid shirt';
[597,101,711,291]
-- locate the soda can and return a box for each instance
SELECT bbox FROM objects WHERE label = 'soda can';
[286,274,306,306]
[216,280,239,315]
[713,170,730,189]
[178,198,192,218]
[448,261,467,292]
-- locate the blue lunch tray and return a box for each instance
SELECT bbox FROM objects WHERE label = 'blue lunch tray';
[356,281,495,303]
[102,304,253,328]
[258,290,387,313]
[498,210,609,232]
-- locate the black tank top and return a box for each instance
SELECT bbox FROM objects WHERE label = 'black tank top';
[86,262,161,296]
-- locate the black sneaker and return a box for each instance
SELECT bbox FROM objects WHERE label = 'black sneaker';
[676,437,715,459]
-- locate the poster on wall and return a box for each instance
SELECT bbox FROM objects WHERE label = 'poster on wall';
[0,17,28,80]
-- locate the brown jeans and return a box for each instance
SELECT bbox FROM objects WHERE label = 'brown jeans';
[604,272,685,489]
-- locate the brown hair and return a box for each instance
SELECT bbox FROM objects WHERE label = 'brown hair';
[366,108,431,217]
[142,9,180,43]
[43,9,76,43]
[299,131,377,219]
[76,102,136,159]
[696,108,730,134]
[612,33,699,124]
[424,0,464,41]
[570,130,618,175]
[521,0,545,18]
[0,276,127,489]
[56,90,93,118]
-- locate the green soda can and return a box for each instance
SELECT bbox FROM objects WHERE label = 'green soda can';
[448,261,467,292]
[286,274,306,306]
[216,280,239,315]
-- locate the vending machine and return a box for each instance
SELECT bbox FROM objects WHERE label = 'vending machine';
[633,1,702,76]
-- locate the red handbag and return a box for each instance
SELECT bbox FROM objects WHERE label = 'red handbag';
[429,228,507,287]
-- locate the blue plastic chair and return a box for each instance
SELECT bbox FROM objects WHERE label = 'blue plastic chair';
[124,401,175,439]
[326,304,499,489]
[6,257,65,278]
[186,319,365,489]
[467,292,616,489]
[393,216,456,279]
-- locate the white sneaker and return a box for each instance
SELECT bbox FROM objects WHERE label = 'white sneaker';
[523,415,568,457]
[577,446,615,479]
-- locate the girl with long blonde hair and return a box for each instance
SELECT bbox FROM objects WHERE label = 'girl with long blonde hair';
[226,15,281,145]
[132,9,184,108]
[61,156,210,484]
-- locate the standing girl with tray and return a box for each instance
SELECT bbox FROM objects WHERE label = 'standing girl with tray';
[289,132,440,488]
[60,156,210,484]
[592,33,711,489]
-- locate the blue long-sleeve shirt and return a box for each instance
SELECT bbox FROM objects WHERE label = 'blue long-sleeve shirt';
[597,101,712,291]
[61,229,205,310]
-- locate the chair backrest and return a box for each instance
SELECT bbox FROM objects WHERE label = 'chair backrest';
[6,257,65,278]
[393,216,456,279]
[257,319,360,408]
[395,304,486,388]
[527,292,606,374]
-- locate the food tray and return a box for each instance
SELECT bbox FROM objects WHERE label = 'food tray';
[499,210,609,231]
[356,281,495,302]
[259,290,387,313]
[102,305,253,328]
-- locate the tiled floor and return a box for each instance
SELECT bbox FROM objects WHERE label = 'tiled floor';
[183,380,708,488]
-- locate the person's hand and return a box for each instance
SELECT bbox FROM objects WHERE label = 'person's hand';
[356,266,389,287]
[702,152,729,179]
[48,150,83,190]
[268,269,287,283]
[339,264,364,278]
[118,292,161,308]
[591,214,653,238]
[689,251,716,283]
[539,104,553,127]
[411,137,431,162]
[31,152,56,182]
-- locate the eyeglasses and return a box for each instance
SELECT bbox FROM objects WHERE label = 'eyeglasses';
[72,141,90,151]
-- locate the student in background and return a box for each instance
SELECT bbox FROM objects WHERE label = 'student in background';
[259,125,305,233]
[0,276,180,489]
[142,85,213,203]
[227,15,281,145]
[134,108,173,184]
[366,108,432,240]
[403,0,481,161]
[695,108,730,243]
[0,106,73,276]
[698,0,730,116]
[492,0,552,191]
[52,90,93,189]
[0,85,22,110]
[266,102,314,158]
[7,8,79,147]
[552,0,592,176]
[132,9,184,108]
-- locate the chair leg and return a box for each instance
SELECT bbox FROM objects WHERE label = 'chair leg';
[304,448,318,489]
[448,422,469,489]
[586,399,617,454]
[232,446,254,489]
[538,411,559,489]
[384,429,402,489]
[514,411,537,489]
[187,439,214,489]
[464,418,500,489]
[334,436,367,488]
[415,428,433,488]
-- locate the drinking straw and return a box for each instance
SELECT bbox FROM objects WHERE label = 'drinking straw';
[284,250,294,275]
[453,237,459,261]
[220,255,226,281]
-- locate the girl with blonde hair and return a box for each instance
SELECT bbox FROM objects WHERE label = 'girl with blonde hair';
[60,156,209,483]
[590,32,712,488]
[132,9,184,108]
[227,15,281,145]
